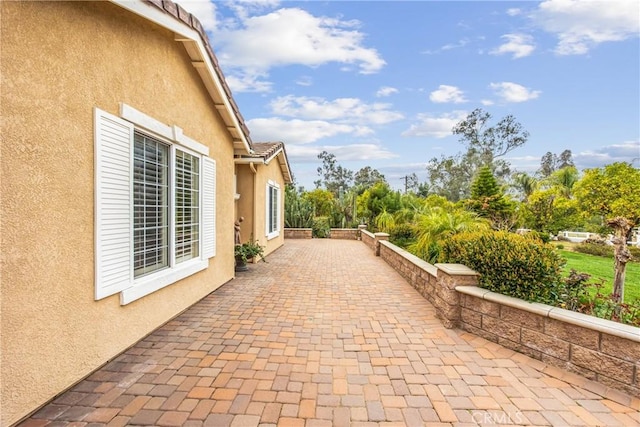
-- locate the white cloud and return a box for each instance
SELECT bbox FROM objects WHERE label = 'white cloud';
[489,82,541,103]
[376,86,399,97]
[401,111,468,138]
[295,76,313,87]
[179,0,218,33]
[574,141,640,168]
[422,38,469,54]
[247,117,373,144]
[269,95,404,125]
[481,99,494,106]
[224,72,272,93]
[532,0,640,55]
[490,33,536,59]
[429,85,467,104]
[286,144,397,162]
[212,7,385,92]
[507,8,522,17]
[505,155,543,173]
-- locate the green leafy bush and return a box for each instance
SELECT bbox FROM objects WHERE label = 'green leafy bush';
[555,244,565,250]
[526,230,551,243]
[574,242,613,257]
[439,230,565,303]
[312,216,331,238]
[389,223,416,249]
[578,280,640,326]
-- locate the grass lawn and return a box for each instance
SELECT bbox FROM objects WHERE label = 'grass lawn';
[559,249,640,302]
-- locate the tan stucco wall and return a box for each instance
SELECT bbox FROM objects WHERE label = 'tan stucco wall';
[236,164,256,245]
[254,159,286,257]
[235,159,286,258]
[1,2,236,425]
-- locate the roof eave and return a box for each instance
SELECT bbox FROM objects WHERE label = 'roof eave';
[108,0,253,155]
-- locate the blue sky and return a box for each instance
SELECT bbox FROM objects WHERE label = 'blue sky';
[181,0,640,190]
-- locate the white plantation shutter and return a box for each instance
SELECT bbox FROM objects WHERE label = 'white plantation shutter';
[265,183,270,237]
[202,157,216,258]
[95,108,133,300]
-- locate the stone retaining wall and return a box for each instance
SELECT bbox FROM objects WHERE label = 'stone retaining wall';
[361,229,376,251]
[457,287,640,397]
[364,237,640,397]
[330,229,359,240]
[284,228,312,239]
[284,228,361,240]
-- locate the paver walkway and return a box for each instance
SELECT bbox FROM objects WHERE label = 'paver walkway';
[21,239,640,426]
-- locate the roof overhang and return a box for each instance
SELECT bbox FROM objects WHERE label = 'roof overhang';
[109,0,253,155]
[235,145,293,184]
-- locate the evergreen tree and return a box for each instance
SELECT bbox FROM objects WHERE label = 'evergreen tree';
[466,166,514,228]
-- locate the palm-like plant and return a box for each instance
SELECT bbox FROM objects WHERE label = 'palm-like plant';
[513,172,538,201]
[374,208,396,233]
[408,207,490,263]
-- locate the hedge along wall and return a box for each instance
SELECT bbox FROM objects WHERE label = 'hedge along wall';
[367,239,640,398]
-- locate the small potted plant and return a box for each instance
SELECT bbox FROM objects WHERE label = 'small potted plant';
[234,239,265,272]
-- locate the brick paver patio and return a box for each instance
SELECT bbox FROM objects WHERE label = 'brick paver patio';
[20,239,640,426]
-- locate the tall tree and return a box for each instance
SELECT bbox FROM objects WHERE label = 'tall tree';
[465,166,515,229]
[539,152,556,178]
[315,151,353,196]
[558,149,574,169]
[538,149,574,177]
[354,166,386,191]
[574,162,640,303]
[426,109,529,201]
[399,173,419,194]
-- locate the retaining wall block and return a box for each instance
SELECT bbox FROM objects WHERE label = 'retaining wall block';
[461,323,498,343]
[570,345,635,384]
[544,318,599,351]
[461,308,482,328]
[597,374,639,398]
[600,334,640,363]
[481,315,521,343]
[520,328,570,360]
[500,306,545,331]
[563,361,599,381]
[498,337,542,361]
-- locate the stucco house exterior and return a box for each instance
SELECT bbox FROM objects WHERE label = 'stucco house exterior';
[0,1,291,425]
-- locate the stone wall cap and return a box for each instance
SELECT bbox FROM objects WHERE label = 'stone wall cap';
[380,240,438,276]
[458,286,553,317]
[456,286,640,343]
[374,232,390,237]
[435,263,478,276]
[455,286,490,299]
[549,306,640,343]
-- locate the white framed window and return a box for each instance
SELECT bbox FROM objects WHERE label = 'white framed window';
[95,105,216,305]
[265,180,280,240]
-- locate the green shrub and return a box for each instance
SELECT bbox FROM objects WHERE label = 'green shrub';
[555,244,565,250]
[527,230,551,243]
[389,223,416,249]
[312,216,331,238]
[574,242,614,258]
[629,246,640,262]
[439,230,565,303]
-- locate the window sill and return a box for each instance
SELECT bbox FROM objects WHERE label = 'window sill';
[266,231,280,241]
[120,259,208,305]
